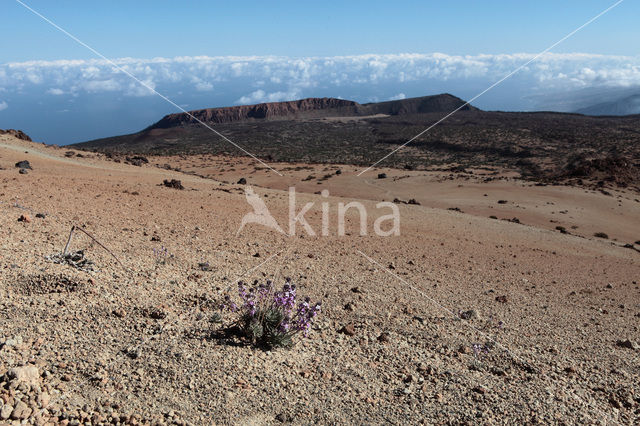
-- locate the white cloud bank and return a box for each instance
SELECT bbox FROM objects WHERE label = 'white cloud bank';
[389,93,406,101]
[236,89,302,104]
[1,53,639,106]
[0,101,7,111]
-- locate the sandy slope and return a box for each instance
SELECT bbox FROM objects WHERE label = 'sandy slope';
[0,135,639,424]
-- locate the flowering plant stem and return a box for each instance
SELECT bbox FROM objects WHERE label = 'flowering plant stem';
[221,279,321,349]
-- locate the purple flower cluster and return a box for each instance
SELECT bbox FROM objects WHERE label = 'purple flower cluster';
[295,296,322,336]
[153,246,168,264]
[471,343,490,357]
[220,279,322,348]
[274,281,296,311]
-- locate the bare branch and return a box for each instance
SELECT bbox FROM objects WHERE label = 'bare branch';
[62,225,127,271]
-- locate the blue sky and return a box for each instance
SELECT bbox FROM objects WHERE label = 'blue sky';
[1,1,639,144]
[1,1,637,60]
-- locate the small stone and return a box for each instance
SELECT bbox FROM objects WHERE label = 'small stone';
[460,310,479,320]
[18,214,32,223]
[495,295,508,303]
[35,213,45,219]
[413,315,425,324]
[616,339,639,350]
[19,168,28,174]
[149,309,167,320]
[126,347,142,359]
[609,395,622,409]
[299,369,312,378]
[472,386,487,395]
[491,368,507,377]
[113,309,126,318]
[275,413,291,423]
[237,178,247,185]
[339,324,356,336]
[377,173,387,179]
[377,332,391,343]
[11,400,31,420]
[458,345,471,354]
[1,404,13,420]
[7,365,40,386]
[38,392,50,408]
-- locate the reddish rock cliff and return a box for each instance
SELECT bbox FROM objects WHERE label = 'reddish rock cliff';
[152,98,358,128]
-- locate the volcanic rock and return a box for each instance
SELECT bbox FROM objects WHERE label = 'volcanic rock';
[1,129,32,141]
[15,160,32,169]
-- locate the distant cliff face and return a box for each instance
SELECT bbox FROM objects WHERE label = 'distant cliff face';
[73,93,484,156]
[148,94,477,130]
[151,97,359,128]
[363,93,477,115]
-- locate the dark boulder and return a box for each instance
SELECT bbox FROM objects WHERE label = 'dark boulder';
[15,160,32,170]
[162,179,184,190]
[126,156,149,166]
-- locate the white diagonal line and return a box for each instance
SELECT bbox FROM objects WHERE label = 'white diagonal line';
[357,0,625,176]
[358,250,517,357]
[30,246,284,418]
[357,249,619,424]
[15,0,283,176]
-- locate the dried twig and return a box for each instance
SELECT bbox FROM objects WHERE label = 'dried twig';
[63,225,127,270]
[62,225,75,255]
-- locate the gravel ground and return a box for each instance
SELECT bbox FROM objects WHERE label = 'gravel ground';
[0,135,639,424]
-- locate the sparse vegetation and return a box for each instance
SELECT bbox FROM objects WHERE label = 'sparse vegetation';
[220,280,321,349]
[72,108,640,191]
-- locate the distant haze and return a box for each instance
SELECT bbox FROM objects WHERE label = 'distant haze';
[1,53,640,145]
[575,93,640,116]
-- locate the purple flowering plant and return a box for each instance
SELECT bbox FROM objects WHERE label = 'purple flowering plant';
[220,278,322,348]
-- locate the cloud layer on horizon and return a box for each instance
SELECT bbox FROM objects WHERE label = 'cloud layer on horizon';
[2,53,640,145]
[1,53,640,107]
